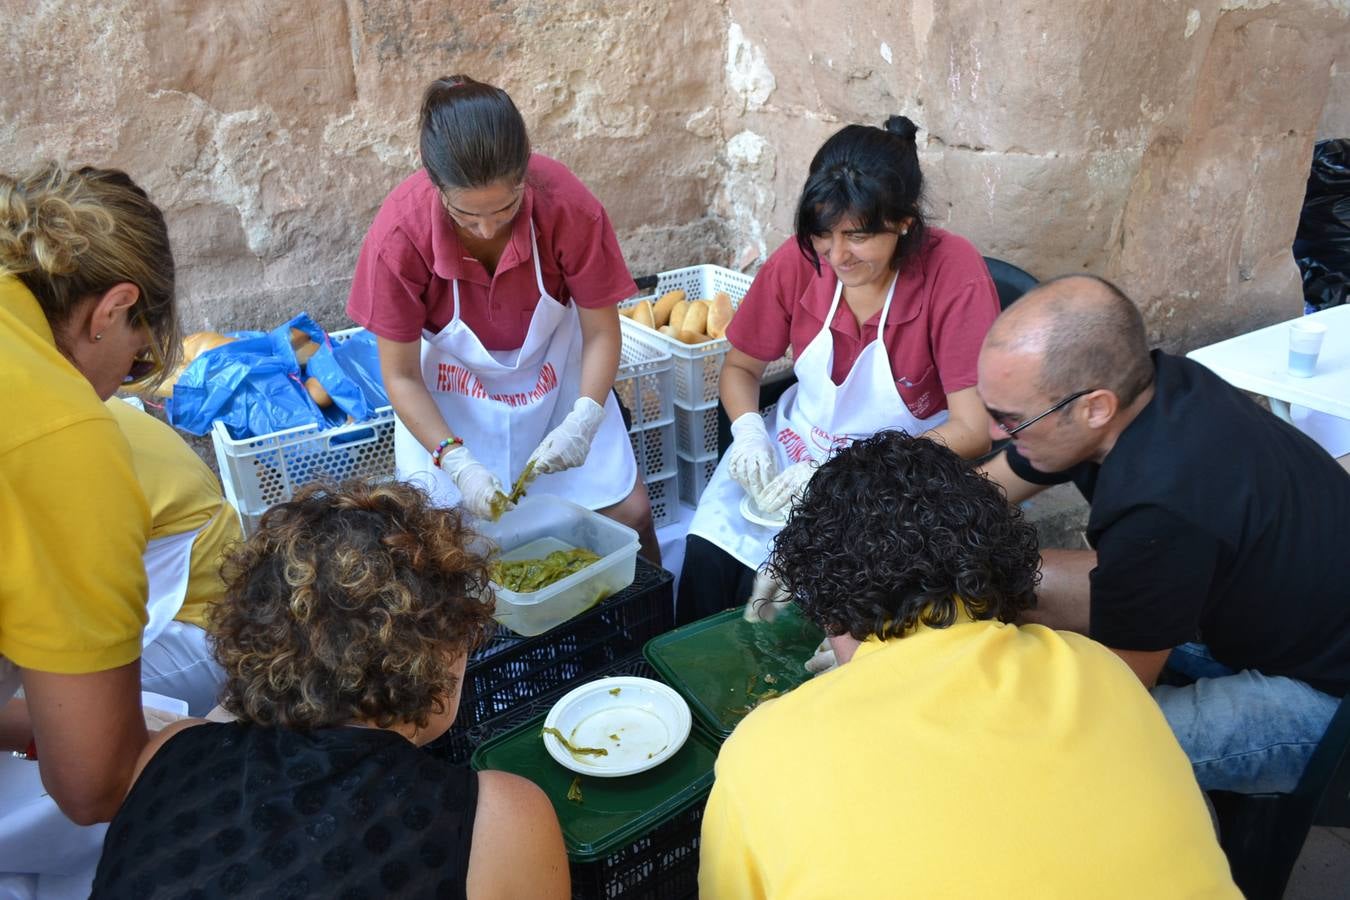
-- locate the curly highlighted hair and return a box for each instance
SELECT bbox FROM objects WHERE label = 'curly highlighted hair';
[767,431,1040,641]
[210,480,496,730]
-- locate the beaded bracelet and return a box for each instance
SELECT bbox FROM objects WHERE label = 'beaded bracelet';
[430,436,464,468]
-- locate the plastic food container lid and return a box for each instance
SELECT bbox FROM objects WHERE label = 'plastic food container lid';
[643,606,825,740]
[471,711,719,861]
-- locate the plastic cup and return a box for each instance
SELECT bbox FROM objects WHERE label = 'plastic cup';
[1288,319,1327,378]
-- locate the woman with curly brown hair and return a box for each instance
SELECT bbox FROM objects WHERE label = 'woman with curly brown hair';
[698,431,1238,899]
[91,481,569,900]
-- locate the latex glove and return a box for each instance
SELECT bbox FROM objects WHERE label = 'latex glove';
[530,397,606,474]
[726,412,777,500]
[439,445,510,518]
[743,569,791,623]
[757,459,815,515]
[805,638,838,676]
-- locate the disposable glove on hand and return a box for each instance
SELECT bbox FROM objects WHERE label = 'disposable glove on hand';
[805,638,838,676]
[726,412,777,500]
[743,568,791,623]
[758,459,815,515]
[530,397,606,474]
[439,445,510,519]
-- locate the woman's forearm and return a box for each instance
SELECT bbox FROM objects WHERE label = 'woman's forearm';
[920,417,990,460]
[720,349,770,421]
[576,306,620,406]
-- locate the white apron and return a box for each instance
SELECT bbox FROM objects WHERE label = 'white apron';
[688,273,948,569]
[141,528,200,646]
[394,221,635,511]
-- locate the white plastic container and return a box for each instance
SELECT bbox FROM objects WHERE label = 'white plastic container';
[476,495,640,636]
[620,264,793,407]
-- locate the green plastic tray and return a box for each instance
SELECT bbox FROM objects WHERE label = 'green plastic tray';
[470,711,719,862]
[643,606,825,740]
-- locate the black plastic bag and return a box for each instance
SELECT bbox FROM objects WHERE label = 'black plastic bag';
[1294,139,1350,311]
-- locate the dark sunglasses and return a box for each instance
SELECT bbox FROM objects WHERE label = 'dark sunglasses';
[993,389,1095,437]
[123,306,166,384]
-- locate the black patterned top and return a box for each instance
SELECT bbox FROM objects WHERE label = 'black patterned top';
[92,722,478,899]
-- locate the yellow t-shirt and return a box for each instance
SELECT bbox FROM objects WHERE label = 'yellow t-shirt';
[0,275,149,673]
[105,399,242,629]
[699,617,1240,899]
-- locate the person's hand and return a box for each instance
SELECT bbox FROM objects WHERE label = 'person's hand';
[805,638,838,676]
[726,412,777,500]
[439,445,510,518]
[530,397,606,474]
[758,459,815,515]
[743,568,791,623]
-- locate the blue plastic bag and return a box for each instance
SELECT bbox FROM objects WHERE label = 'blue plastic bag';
[167,316,385,438]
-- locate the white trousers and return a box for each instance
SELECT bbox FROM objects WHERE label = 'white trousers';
[0,624,221,897]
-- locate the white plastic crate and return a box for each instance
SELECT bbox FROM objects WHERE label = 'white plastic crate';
[674,402,720,459]
[676,450,720,508]
[628,422,677,482]
[644,471,679,530]
[621,264,793,407]
[216,326,677,534]
[614,324,675,430]
[213,328,396,533]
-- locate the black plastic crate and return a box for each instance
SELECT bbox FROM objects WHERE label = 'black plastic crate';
[571,801,702,900]
[442,653,705,900]
[428,558,674,762]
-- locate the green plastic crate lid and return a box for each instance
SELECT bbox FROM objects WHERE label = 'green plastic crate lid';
[643,606,825,740]
[470,711,719,862]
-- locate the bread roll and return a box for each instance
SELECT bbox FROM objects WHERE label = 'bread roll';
[659,325,676,336]
[653,289,685,327]
[288,327,310,350]
[707,291,734,339]
[304,376,333,408]
[631,299,656,329]
[683,300,709,336]
[678,329,708,345]
[182,331,234,362]
[618,305,635,318]
[295,340,321,366]
[667,299,691,334]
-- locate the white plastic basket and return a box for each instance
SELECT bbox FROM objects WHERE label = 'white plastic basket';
[674,402,721,459]
[216,326,678,534]
[213,327,396,533]
[614,323,674,431]
[621,264,792,407]
[628,422,677,483]
[676,450,720,508]
[644,471,679,530]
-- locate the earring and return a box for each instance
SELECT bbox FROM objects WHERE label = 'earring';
[94,333,103,341]
[899,228,909,237]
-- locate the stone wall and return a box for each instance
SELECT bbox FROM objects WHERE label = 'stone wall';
[721,0,1350,349]
[4,0,1346,347]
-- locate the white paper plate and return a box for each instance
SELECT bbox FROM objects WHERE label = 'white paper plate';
[739,494,788,529]
[541,676,691,777]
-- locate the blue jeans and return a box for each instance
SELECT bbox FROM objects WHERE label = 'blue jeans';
[1152,643,1341,794]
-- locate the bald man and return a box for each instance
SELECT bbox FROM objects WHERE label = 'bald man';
[977,274,1350,794]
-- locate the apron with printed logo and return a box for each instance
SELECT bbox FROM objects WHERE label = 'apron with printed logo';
[394,220,634,510]
[688,273,947,569]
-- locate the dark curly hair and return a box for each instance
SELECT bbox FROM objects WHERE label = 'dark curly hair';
[210,480,496,731]
[768,432,1040,641]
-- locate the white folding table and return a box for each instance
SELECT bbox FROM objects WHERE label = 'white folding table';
[1186,304,1350,425]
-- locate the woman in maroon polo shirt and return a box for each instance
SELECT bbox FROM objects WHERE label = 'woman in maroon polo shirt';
[679,116,999,623]
[348,75,657,561]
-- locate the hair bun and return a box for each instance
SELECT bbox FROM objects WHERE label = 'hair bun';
[0,169,106,278]
[884,115,920,143]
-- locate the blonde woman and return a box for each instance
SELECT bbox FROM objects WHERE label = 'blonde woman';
[0,163,180,824]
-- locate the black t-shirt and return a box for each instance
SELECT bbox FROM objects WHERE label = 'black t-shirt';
[1006,350,1350,696]
[92,723,479,899]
